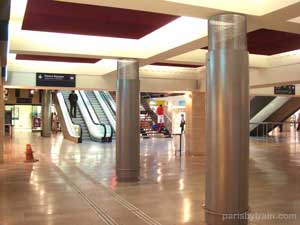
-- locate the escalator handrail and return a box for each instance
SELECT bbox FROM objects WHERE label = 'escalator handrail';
[93,91,115,136]
[56,92,82,140]
[101,91,116,115]
[77,91,107,138]
[99,92,116,118]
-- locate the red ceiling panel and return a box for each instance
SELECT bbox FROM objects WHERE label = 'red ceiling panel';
[22,0,178,39]
[202,29,300,55]
[247,29,300,55]
[151,62,202,68]
[16,54,101,63]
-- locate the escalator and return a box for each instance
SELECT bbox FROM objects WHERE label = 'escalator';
[61,91,91,141]
[85,91,116,132]
[100,91,116,115]
[250,97,300,136]
[60,91,112,142]
[82,91,172,138]
[250,96,276,119]
[53,92,81,143]
[250,96,290,135]
[85,91,111,127]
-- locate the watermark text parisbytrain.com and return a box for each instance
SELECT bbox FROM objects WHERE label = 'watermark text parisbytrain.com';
[222,212,297,221]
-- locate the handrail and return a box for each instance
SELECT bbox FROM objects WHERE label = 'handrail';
[93,91,115,137]
[77,91,107,138]
[164,112,172,123]
[100,93,115,139]
[101,91,116,115]
[78,91,103,125]
[99,92,116,118]
[56,92,81,141]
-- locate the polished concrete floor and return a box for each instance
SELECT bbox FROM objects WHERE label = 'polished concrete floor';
[1,131,299,225]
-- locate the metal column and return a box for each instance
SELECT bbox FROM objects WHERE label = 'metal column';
[205,14,249,225]
[0,70,3,163]
[41,90,52,137]
[116,59,140,182]
[0,0,10,163]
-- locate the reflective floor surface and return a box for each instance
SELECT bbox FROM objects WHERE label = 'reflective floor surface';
[1,131,299,225]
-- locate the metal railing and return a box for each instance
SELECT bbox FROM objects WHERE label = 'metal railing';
[250,121,300,142]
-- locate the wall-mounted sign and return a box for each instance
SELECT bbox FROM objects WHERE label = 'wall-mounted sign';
[36,73,76,87]
[178,100,186,106]
[274,85,295,95]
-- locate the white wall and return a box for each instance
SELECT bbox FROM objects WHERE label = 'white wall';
[5,72,198,92]
[13,105,32,129]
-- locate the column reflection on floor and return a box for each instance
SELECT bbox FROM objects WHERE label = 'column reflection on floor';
[1,131,299,225]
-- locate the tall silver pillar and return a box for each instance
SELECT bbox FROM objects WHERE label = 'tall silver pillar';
[116,59,140,182]
[0,0,10,163]
[41,90,52,137]
[205,14,249,225]
[0,70,3,163]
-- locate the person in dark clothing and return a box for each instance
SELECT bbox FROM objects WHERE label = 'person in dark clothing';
[180,114,185,133]
[68,91,78,118]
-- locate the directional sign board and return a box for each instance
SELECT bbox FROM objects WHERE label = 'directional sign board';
[36,73,76,87]
[274,85,295,95]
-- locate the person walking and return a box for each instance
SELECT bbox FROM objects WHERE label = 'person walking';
[156,104,164,132]
[180,114,185,133]
[68,90,78,118]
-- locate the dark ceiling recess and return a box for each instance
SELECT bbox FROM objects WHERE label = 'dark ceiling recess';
[202,29,300,55]
[247,29,300,55]
[22,0,178,39]
[151,62,202,68]
[16,54,101,63]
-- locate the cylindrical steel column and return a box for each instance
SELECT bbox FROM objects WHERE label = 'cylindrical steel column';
[0,68,3,163]
[41,90,52,137]
[0,0,10,68]
[205,14,249,225]
[116,59,140,182]
[0,0,10,163]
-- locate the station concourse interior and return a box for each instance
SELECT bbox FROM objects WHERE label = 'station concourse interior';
[1,1,300,225]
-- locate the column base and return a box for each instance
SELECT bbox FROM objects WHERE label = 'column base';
[205,209,248,225]
[186,152,206,157]
[41,132,51,137]
[116,169,139,182]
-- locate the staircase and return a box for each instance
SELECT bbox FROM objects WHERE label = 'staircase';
[141,95,158,123]
[61,91,91,141]
[140,94,171,137]
[85,91,114,137]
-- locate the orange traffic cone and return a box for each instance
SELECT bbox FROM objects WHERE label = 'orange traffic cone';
[24,144,38,163]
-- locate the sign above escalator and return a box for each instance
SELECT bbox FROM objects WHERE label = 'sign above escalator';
[274,85,295,95]
[36,73,76,87]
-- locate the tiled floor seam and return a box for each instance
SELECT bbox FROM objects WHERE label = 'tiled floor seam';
[42,153,163,225]
[40,154,119,225]
[59,156,163,225]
